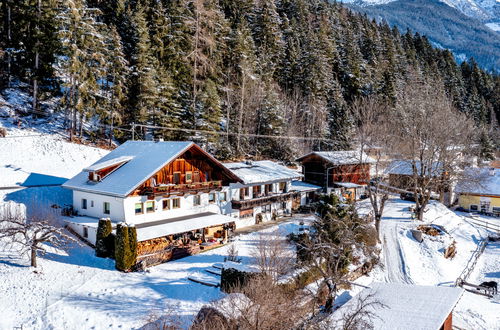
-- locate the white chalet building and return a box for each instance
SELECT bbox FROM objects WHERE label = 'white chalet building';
[225,161,320,227]
[62,141,320,261]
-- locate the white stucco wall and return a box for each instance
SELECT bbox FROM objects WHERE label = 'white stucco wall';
[73,190,125,222]
[123,186,234,225]
[66,221,98,246]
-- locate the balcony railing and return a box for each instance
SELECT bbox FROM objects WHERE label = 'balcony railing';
[141,180,223,197]
[231,191,298,209]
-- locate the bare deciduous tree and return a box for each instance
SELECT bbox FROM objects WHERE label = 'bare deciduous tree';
[390,76,475,220]
[0,209,75,267]
[251,230,295,283]
[350,96,392,240]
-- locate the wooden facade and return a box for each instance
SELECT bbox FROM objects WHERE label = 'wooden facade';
[132,145,240,197]
[299,154,371,189]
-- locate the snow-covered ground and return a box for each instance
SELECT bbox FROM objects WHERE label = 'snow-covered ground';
[357,198,500,329]
[0,215,311,329]
[1,89,499,329]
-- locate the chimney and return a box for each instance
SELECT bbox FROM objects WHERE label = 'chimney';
[489,168,495,176]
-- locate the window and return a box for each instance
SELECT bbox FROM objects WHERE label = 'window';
[172,198,181,209]
[253,185,261,196]
[240,188,245,200]
[244,187,250,196]
[193,195,201,206]
[263,204,272,213]
[470,204,478,211]
[173,172,181,184]
[193,171,200,182]
[279,182,286,192]
[81,199,87,210]
[91,200,94,208]
[162,199,170,210]
[493,207,500,214]
[185,171,193,183]
[146,201,155,213]
[219,192,227,202]
[103,202,110,215]
[83,227,88,238]
[209,193,216,203]
[265,184,273,194]
[135,203,143,214]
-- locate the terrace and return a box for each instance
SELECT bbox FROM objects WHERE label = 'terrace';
[140,180,223,197]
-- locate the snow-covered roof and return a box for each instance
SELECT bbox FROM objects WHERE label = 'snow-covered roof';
[333,182,364,188]
[455,168,500,197]
[290,180,322,192]
[224,160,301,184]
[83,156,134,172]
[330,282,463,330]
[386,160,443,176]
[63,141,240,198]
[135,212,234,241]
[296,151,375,165]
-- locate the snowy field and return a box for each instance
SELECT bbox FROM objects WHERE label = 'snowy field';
[358,198,500,329]
[0,216,310,329]
[1,93,499,329]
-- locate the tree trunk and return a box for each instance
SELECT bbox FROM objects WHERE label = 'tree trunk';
[31,247,37,267]
[324,279,337,312]
[6,2,12,88]
[416,205,425,221]
[375,215,381,242]
[32,0,41,116]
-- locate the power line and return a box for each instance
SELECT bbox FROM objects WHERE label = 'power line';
[133,123,334,142]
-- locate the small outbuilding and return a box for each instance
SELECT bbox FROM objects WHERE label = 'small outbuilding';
[330,282,464,330]
[456,167,500,216]
[296,151,374,200]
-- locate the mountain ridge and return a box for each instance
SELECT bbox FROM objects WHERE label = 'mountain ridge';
[345,0,500,71]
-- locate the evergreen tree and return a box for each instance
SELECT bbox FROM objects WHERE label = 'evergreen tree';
[95,218,113,258]
[127,225,138,268]
[478,129,495,162]
[59,0,107,139]
[115,223,132,271]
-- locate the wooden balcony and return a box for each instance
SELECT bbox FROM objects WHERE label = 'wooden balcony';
[141,180,223,197]
[231,191,297,210]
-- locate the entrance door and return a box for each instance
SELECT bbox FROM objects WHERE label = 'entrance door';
[480,200,490,213]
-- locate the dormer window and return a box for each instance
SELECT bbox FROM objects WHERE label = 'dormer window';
[89,172,101,182]
[83,156,133,184]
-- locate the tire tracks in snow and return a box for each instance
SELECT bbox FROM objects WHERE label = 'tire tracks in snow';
[382,220,414,284]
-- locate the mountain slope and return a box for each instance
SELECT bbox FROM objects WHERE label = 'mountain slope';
[342,0,499,22]
[347,0,500,71]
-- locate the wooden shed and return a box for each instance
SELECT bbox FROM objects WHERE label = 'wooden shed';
[329,282,464,330]
[296,151,374,197]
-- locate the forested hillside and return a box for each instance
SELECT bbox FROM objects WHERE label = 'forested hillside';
[347,0,500,72]
[0,0,498,160]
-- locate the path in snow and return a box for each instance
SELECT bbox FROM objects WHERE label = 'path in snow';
[381,216,414,284]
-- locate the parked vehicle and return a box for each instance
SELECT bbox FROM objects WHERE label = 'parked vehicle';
[400,192,439,202]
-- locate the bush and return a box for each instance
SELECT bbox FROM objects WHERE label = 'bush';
[95,218,113,258]
[127,225,138,267]
[221,268,256,293]
[355,225,378,247]
[115,223,137,271]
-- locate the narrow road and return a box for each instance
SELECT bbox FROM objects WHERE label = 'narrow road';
[380,212,414,284]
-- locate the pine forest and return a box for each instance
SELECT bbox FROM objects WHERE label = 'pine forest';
[0,0,499,161]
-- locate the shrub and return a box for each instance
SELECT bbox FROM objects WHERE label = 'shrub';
[221,268,255,293]
[115,223,137,271]
[95,218,113,258]
[127,225,138,267]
